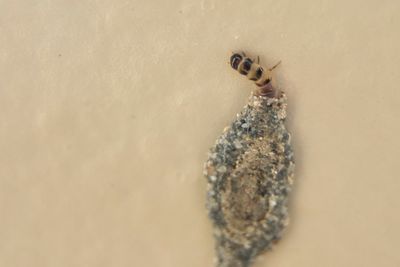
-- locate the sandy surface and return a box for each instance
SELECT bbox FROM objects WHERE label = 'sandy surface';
[1,0,400,266]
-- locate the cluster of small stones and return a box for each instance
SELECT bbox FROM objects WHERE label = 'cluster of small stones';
[204,91,295,267]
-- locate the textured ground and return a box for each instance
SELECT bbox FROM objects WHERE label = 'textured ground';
[204,92,294,267]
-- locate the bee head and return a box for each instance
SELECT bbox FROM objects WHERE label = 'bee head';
[230,53,243,70]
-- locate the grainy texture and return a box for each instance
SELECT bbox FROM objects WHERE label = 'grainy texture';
[204,92,295,267]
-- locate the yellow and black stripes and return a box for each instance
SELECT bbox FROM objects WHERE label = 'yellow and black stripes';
[230,53,272,87]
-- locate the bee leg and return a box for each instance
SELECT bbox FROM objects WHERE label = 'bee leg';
[251,56,259,63]
[269,60,282,71]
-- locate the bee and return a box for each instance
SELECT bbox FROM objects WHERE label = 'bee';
[230,52,281,97]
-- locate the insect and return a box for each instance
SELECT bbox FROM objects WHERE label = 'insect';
[229,52,281,98]
[204,52,294,267]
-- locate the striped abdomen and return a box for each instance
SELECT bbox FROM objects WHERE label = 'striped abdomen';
[230,53,272,87]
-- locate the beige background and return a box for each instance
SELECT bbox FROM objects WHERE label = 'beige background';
[1,0,400,266]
